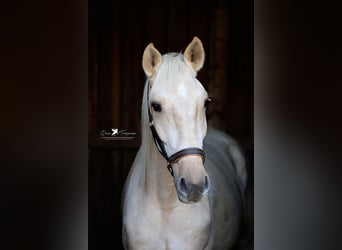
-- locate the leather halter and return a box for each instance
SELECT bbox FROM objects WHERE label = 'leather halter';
[147,81,205,176]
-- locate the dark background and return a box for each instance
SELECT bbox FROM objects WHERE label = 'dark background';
[88,0,254,249]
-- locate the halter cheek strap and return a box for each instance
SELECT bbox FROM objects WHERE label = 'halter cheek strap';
[147,81,205,176]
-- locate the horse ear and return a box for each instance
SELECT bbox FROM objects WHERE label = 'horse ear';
[184,36,205,73]
[142,43,162,77]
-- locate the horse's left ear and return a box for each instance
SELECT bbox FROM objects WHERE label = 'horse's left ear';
[184,36,205,73]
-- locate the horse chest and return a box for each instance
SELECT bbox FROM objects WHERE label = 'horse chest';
[125,201,211,250]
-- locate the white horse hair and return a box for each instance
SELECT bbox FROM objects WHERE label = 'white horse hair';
[122,37,247,250]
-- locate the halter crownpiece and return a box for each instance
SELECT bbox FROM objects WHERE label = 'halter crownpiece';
[147,81,206,176]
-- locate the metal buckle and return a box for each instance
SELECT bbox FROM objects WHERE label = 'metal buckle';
[167,163,174,176]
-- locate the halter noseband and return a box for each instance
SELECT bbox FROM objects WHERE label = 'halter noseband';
[147,81,205,176]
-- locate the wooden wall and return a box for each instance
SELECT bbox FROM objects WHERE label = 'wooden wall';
[89,0,253,249]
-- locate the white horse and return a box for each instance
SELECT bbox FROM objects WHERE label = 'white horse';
[122,37,247,250]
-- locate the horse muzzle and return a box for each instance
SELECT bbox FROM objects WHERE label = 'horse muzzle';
[175,166,210,203]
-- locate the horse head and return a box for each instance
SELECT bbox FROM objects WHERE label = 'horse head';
[142,37,211,203]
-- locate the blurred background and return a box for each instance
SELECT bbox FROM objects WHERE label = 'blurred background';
[88,0,253,249]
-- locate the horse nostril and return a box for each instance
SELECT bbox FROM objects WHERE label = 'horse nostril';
[204,176,210,191]
[179,177,188,194]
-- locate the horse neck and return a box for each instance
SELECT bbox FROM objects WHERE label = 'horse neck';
[142,138,179,209]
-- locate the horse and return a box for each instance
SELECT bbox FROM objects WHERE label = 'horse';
[122,37,247,250]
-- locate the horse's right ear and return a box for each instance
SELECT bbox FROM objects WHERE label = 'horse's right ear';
[142,43,162,77]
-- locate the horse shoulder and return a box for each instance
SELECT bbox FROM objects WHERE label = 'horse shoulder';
[122,163,166,249]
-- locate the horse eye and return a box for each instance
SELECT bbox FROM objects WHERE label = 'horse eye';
[151,102,162,112]
[204,97,211,108]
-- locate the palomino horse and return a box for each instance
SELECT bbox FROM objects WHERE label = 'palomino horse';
[122,37,247,250]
